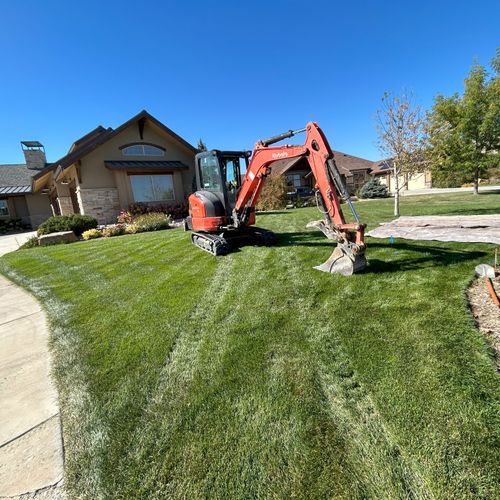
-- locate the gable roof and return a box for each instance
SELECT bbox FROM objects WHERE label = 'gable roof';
[0,163,40,193]
[33,110,197,181]
[370,158,393,175]
[332,150,375,172]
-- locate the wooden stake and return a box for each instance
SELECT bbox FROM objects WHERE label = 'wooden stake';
[485,277,500,307]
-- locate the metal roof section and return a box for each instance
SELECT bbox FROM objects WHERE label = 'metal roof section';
[0,186,31,195]
[21,141,44,149]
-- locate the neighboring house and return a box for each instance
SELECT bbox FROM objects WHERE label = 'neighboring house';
[0,142,53,227]
[272,150,378,194]
[31,110,197,224]
[272,150,432,194]
[0,110,198,228]
[371,159,432,191]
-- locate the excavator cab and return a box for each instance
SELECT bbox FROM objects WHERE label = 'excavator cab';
[196,150,249,212]
[187,150,250,233]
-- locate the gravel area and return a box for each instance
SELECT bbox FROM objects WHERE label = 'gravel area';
[467,276,500,370]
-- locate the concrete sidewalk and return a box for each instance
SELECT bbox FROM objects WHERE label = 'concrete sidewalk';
[0,275,64,498]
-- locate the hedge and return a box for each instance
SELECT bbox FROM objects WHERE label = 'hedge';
[37,214,98,237]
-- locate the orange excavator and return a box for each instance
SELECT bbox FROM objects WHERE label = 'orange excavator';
[185,122,367,275]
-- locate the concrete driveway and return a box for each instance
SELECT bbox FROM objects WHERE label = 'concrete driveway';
[0,231,37,257]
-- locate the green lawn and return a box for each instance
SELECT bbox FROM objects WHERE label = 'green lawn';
[1,192,499,499]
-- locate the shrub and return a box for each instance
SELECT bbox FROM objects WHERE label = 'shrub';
[255,175,288,211]
[18,236,39,250]
[134,212,171,231]
[126,202,188,220]
[0,218,31,235]
[82,228,102,240]
[358,178,389,199]
[117,210,134,224]
[124,224,141,234]
[102,225,125,237]
[37,214,98,237]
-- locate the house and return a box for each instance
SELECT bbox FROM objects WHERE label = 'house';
[371,159,432,191]
[0,110,197,228]
[33,110,197,224]
[273,151,432,194]
[271,150,377,194]
[0,143,53,227]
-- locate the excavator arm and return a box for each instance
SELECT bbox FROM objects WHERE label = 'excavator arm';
[232,122,366,274]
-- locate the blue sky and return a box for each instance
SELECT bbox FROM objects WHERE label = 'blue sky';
[0,0,498,164]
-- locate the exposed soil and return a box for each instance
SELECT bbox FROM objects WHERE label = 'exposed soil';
[467,276,500,370]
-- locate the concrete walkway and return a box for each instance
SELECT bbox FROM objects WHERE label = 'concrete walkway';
[400,185,500,196]
[0,246,64,497]
[0,232,37,256]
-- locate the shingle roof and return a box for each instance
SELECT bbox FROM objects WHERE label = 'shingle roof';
[370,158,393,175]
[332,150,375,172]
[0,163,38,193]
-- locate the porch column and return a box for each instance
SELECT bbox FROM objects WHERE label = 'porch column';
[55,184,74,215]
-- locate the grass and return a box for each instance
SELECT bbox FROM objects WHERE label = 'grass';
[1,191,499,499]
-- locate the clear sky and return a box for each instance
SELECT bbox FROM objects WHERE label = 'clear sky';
[0,0,498,164]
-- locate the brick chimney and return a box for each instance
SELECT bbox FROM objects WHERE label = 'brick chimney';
[21,141,46,170]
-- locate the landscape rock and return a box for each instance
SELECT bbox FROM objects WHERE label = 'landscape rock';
[38,231,77,246]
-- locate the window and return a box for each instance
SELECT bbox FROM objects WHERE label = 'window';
[0,200,9,216]
[286,174,302,188]
[122,144,165,156]
[199,155,222,190]
[130,175,174,202]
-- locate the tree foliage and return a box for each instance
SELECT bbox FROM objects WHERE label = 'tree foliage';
[255,174,289,211]
[427,49,500,193]
[358,178,389,199]
[197,138,207,152]
[375,91,427,215]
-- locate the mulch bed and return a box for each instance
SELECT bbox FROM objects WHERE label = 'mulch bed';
[467,276,500,370]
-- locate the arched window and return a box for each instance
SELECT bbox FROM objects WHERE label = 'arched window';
[121,143,165,157]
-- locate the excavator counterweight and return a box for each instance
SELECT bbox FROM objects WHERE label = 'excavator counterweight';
[186,122,367,275]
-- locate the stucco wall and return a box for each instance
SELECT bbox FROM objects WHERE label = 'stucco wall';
[25,194,52,227]
[0,194,51,228]
[378,171,432,191]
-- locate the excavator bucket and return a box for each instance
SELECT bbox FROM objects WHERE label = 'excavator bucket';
[306,220,367,275]
[314,244,367,276]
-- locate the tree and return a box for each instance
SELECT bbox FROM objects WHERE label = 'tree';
[358,178,389,199]
[197,138,207,152]
[255,174,289,211]
[427,49,500,194]
[375,91,427,216]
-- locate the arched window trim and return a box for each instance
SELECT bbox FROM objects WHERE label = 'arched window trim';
[120,142,166,156]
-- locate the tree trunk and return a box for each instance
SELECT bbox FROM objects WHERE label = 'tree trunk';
[393,167,400,216]
[473,168,479,195]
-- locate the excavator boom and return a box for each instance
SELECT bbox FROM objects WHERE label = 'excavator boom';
[187,122,367,275]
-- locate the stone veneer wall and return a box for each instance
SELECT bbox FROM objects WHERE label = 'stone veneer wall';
[77,188,120,224]
[57,196,74,216]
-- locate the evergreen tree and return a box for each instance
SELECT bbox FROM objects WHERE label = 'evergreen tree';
[197,138,207,152]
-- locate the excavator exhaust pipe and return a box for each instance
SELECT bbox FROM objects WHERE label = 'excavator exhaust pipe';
[314,245,367,276]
